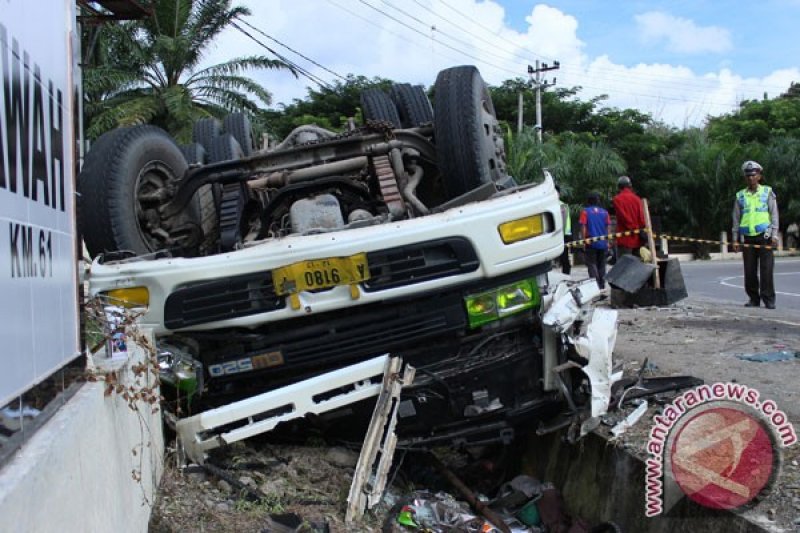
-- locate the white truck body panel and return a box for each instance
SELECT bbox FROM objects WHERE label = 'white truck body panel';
[88,176,563,334]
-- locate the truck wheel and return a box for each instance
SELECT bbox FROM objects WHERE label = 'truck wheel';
[434,66,508,198]
[78,125,191,257]
[208,133,245,162]
[390,83,433,127]
[208,134,248,250]
[180,142,206,165]
[222,112,254,156]
[192,117,222,152]
[360,88,402,128]
[179,143,219,255]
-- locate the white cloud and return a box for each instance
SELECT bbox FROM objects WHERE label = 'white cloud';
[634,11,732,54]
[196,1,796,128]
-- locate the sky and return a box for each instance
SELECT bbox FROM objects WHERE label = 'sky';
[201,0,800,128]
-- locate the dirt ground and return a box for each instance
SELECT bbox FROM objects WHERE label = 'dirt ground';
[148,294,800,532]
[608,296,800,532]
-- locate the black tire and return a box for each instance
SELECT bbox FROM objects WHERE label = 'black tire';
[390,83,433,127]
[78,125,189,257]
[192,117,222,152]
[179,143,218,255]
[433,65,508,198]
[208,133,245,163]
[222,113,254,156]
[208,133,248,250]
[179,142,206,165]
[360,88,402,128]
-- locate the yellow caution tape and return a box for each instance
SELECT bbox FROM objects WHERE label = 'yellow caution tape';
[566,228,797,252]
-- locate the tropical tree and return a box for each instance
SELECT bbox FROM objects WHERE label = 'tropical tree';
[651,129,749,241]
[260,75,394,140]
[505,128,626,203]
[84,0,293,141]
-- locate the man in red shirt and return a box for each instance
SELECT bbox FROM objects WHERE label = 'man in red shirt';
[612,175,646,256]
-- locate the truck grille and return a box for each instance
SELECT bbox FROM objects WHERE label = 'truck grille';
[164,271,284,329]
[163,238,478,329]
[364,237,479,291]
[281,297,464,368]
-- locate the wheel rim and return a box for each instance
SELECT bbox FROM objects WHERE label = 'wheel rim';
[479,85,507,182]
[134,161,175,252]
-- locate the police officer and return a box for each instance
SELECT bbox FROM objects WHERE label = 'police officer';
[731,161,779,309]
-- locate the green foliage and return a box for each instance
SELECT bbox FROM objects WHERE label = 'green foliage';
[233,493,284,514]
[651,129,746,238]
[707,97,800,145]
[83,0,293,142]
[259,75,394,140]
[506,127,626,206]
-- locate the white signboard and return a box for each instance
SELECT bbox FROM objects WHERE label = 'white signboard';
[0,1,80,406]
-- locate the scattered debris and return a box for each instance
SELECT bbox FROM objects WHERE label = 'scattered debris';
[176,355,393,464]
[610,401,649,438]
[607,255,687,307]
[736,350,799,363]
[346,358,415,522]
[0,405,41,432]
[610,375,703,408]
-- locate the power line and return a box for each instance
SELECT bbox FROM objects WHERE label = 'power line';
[355,0,520,77]
[236,18,348,82]
[229,21,333,90]
[331,0,733,102]
[324,0,480,73]
[378,0,522,69]
[431,0,791,94]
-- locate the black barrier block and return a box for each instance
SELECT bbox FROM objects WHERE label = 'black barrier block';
[606,255,656,293]
[610,258,688,307]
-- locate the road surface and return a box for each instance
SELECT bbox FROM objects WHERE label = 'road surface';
[679,257,800,312]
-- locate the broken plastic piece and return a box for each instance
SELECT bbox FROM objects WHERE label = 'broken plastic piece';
[610,401,649,437]
[177,355,390,464]
[736,350,799,363]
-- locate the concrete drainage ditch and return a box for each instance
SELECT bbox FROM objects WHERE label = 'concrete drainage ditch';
[523,430,769,533]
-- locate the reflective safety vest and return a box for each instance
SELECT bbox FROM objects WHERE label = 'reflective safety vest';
[737,185,772,236]
[560,201,572,236]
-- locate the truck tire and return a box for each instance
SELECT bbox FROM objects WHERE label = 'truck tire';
[180,142,206,165]
[78,125,190,257]
[179,143,219,255]
[208,133,245,163]
[360,88,402,128]
[192,117,222,152]
[222,112,254,156]
[434,66,508,198]
[390,83,433,127]
[208,133,248,250]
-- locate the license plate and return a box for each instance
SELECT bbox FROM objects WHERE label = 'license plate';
[272,253,370,295]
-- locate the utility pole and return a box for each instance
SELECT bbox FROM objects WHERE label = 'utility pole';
[528,60,559,143]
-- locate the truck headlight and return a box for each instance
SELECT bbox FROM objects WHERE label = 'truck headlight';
[464,278,540,328]
[498,214,545,244]
[102,287,149,308]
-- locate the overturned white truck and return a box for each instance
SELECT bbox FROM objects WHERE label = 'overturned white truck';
[81,65,617,447]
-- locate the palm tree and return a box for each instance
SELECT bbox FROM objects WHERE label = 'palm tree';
[653,129,746,241]
[84,0,293,142]
[506,128,626,202]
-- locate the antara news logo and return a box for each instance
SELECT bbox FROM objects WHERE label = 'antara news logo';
[645,382,797,516]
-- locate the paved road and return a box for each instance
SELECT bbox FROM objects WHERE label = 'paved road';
[678,257,800,312]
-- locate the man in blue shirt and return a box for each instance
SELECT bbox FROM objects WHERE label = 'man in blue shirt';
[579,192,611,289]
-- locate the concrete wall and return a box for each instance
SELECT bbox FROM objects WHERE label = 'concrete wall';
[0,336,164,533]
[522,431,766,533]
